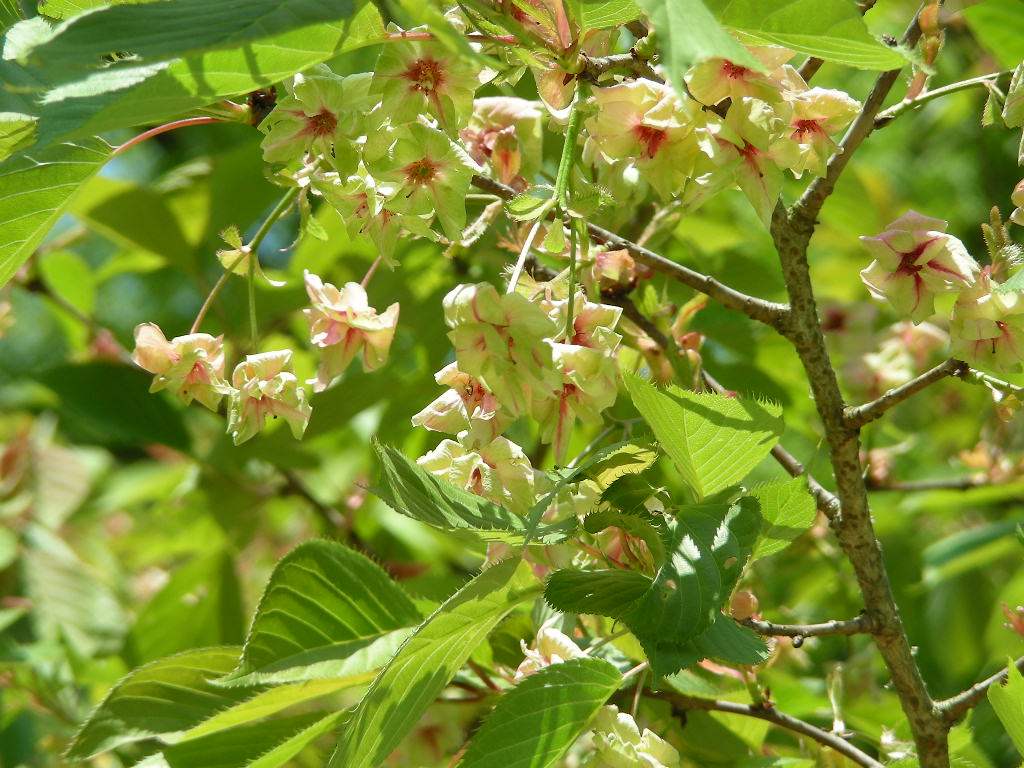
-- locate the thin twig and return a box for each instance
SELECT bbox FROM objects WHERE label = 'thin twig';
[472,175,790,332]
[844,359,967,429]
[797,57,825,83]
[581,52,661,82]
[866,476,990,493]
[112,117,222,157]
[740,614,872,638]
[937,656,1024,724]
[654,692,886,768]
[875,71,1012,127]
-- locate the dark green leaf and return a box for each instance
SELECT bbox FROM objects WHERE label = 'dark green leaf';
[687,613,771,665]
[160,712,330,768]
[544,569,654,617]
[459,657,623,768]
[622,373,784,500]
[225,540,422,685]
[327,559,537,768]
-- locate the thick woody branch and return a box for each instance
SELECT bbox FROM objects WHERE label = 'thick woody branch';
[739,614,872,638]
[471,175,790,333]
[654,691,885,768]
[937,657,1024,724]
[844,359,967,429]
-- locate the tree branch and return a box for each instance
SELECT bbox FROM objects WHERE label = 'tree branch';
[937,657,1024,725]
[866,476,989,492]
[844,359,967,429]
[739,614,873,638]
[471,175,790,333]
[875,71,1012,128]
[654,691,886,768]
[580,52,660,83]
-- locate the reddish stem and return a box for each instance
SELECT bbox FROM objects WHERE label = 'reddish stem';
[112,117,223,157]
[360,254,384,289]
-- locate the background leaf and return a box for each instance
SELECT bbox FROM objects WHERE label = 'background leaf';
[988,662,1024,757]
[961,0,1024,70]
[458,657,623,768]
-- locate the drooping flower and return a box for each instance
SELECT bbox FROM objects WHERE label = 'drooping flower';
[950,272,1024,373]
[860,211,980,323]
[259,68,375,172]
[1011,179,1024,227]
[411,363,510,445]
[539,292,623,351]
[443,283,559,416]
[132,323,228,411]
[227,350,311,444]
[303,271,399,392]
[418,434,535,512]
[373,121,480,241]
[588,705,681,768]
[585,79,703,199]
[786,87,861,176]
[685,45,796,107]
[514,626,585,679]
[372,27,494,132]
[461,97,544,186]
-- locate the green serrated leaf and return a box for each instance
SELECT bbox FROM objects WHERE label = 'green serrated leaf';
[458,657,623,768]
[749,477,816,562]
[157,712,329,768]
[246,711,346,768]
[988,661,1024,756]
[506,192,554,221]
[635,0,762,100]
[706,0,906,71]
[545,569,654,617]
[622,372,784,500]
[373,441,574,544]
[583,442,658,489]
[66,648,251,760]
[687,613,771,665]
[223,540,422,685]
[0,111,37,161]
[0,138,110,288]
[326,559,538,768]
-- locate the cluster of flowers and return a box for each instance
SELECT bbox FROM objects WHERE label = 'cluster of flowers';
[411,281,622,513]
[859,210,1024,373]
[131,271,398,444]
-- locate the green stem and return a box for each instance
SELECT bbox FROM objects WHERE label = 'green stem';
[959,365,1024,397]
[875,70,1011,125]
[565,224,578,339]
[554,90,585,211]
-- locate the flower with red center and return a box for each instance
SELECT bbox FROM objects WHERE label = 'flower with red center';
[461,97,544,187]
[303,271,399,392]
[786,87,861,176]
[443,282,559,417]
[259,67,375,172]
[417,434,535,512]
[372,27,494,132]
[860,211,980,323]
[374,122,480,241]
[685,45,797,106]
[227,350,311,444]
[411,363,510,445]
[585,79,702,199]
[538,292,622,352]
[132,323,229,411]
[950,271,1024,373]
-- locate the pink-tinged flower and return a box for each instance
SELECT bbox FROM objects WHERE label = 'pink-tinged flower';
[514,626,584,679]
[701,98,800,225]
[531,342,619,463]
[950,272,1024,373]
[372,28,494,133]
[227,350,311,444]
[373,121,480,241]
[860,211,980,323]
[303,271,399,392]
[259,68,374,172]
[592,706,681,768]
[585,79,703,199]
[685,45,797,107]
[539,292,623,352]
[418,434,535,512]
[530,28,617,113]
[591,248,639,294]
[1011,179,1024,227]
[786,87,861,177]
[461,97,544,187]
[132,323,228,411]
[856,321,948,394]
[443,283,559,417]
[411,363,510,444]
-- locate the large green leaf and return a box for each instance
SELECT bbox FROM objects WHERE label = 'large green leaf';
[0,138,110,287]
[34,2,387,145]
[566,0,641,29]
[962,0,1024,70]
[224,540,422,685]
[372,441,575,543]
[988,661,1024,757]
[66,648,252,760]
[635,0,761,98]
[749,476,816,562]
[327,559,538,768]
[687,613,771,665]
[705,0,906,70]
[544,569,654,617]
[458,657,623,768]
[622,373,784,500]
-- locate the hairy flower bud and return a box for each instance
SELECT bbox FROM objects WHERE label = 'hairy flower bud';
[589,705,681,768]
